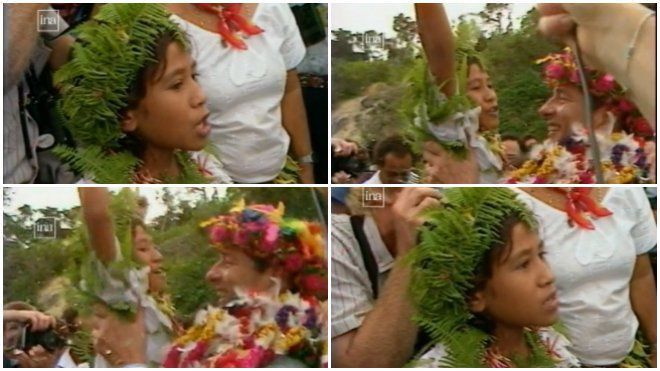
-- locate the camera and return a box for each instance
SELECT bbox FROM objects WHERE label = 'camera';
[19,324,67,352]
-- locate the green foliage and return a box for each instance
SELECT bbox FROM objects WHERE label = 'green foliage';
[331,58,414,105]
[401,58,473,157]
[480,8,556,140]
[333,6,559,145]
[54,144,138,184]
[4,188,324,323]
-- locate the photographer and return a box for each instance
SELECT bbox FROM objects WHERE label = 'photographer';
[331,138,370,183]
[3,302,72,368]
[3,4,75,184]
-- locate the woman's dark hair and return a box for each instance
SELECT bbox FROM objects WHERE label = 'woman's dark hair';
[466,55,487,77]
[467,213,530,334]
[118,30,187,156]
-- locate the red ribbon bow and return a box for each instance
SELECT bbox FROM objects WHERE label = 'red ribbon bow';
[555,188,613,230]
[195,3,264,50]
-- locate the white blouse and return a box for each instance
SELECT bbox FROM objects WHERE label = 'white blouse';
[514,188,656,365]
[171,4,306,183]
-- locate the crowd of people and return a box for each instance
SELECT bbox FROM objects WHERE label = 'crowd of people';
[331,186,656,367]
[4,188,328,368]
[4,3,327,184]
[331,3,656,184]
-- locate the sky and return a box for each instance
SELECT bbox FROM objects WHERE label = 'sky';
[4,187,228,223]
[331,3,535,37]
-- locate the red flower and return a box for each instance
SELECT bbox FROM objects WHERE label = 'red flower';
[283,253,304,272]
[210,225,229,244]
[629,117,654,137]
[181,341,208,367]
[592,74,615,93]
[618,99,636,113]
[163,346,182,368]
[299,274,327,296]
[544,63,565,80]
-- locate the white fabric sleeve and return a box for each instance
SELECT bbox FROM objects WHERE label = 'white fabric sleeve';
[628,188,657,255]
[275,4,306,70]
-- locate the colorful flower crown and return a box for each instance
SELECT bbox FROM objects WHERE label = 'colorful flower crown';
[200,200,327,299]
[536,48,653,138]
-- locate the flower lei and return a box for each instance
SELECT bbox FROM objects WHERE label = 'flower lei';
[163,288,327,368]
[132,152,215,184]
[537,48,653,138]
[200,200,327,299]
[506,131,650,184]
[482,329,562,368]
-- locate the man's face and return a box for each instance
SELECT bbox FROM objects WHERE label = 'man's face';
[538,85,584,142]
[205,246,273,304]
[379,153,413,184]
[471,223,558,328]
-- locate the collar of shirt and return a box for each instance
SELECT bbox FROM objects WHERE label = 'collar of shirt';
[56,348,77,368]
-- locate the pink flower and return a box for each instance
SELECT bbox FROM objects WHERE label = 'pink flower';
[261,224,280,252]
[593,74,615,93]
[237,347,275,368]
[210,226,228,244]
[568,69,580,84]
[545,63,565,80]
[243,221,263,233]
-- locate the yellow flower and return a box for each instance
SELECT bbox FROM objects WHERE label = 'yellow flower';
[274,327,306,353]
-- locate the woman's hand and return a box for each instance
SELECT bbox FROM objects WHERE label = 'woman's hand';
[92,304,147,367]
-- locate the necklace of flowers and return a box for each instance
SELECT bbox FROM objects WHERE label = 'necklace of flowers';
[195,3,263,50]
[483,329,561,367]
[506,130,648,184]
[163,283,326,368]
[132,152,211,184]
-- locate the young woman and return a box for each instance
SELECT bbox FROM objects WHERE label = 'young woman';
[162,200,327,367]
[411,3,504,184]
[409,188,579,367]
[78,188,178,367]
[55,4,231,184]
[514,187,656,367]
[166,4,316,184]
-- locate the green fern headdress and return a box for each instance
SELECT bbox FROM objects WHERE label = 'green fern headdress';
[408,188,537,348]
[54,4,188,183]
[404,21,488,157]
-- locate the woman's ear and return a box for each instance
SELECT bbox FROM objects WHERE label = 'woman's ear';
[121,110,138,133]
[468,290,486,314]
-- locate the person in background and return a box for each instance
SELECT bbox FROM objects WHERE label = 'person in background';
[364,135,414,184]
